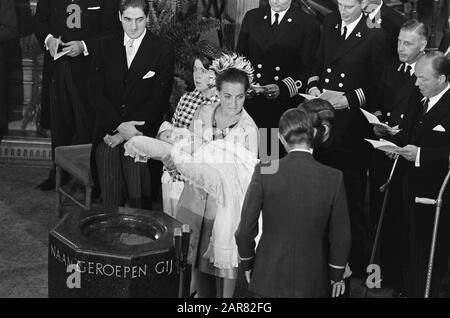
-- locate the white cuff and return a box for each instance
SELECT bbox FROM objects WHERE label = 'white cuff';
[329,263,346,269]
[355,88,366,106]
[239,255,254,261]
[44,34,53,50]
[307,76,320,85]
[81,40,89,56]
[415,147,421,167]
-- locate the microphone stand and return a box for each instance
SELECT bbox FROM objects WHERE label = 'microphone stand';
[362,155,399,298]
[173,227,183,298]
[180,224,191,298]
[415,154,450,298]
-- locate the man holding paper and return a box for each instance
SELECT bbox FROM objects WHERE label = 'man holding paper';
[389,52,450,297]
[34,0,121,190]
[306,0,389,278]
[236,0,320,156]
[366,20,426,295]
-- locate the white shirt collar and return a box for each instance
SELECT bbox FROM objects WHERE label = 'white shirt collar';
[123,28,146,51]
[289,148,313,154]
[422,83,450,112]
[341,13,363,39]
[368,1,383,20]
[271,7,289,25]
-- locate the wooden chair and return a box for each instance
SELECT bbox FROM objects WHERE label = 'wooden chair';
[55,144,93,217]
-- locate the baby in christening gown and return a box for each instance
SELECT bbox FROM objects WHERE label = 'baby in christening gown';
[124,121,259,269]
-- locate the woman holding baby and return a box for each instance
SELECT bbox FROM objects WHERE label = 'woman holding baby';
[171,54,259,298]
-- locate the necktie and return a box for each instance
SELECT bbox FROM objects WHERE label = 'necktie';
[341,25,347,40]
[405,64,412,77]
[272,13,279,31]
[422,98,429,115]
[126,39,135,68]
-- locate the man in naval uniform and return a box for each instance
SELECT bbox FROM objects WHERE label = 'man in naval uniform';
[307,0,388,278]
[361,0,407,58]
[236,0,320,158]
[368,19,426,296]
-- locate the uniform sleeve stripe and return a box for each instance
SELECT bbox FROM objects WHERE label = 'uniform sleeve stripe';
[355,88,366,106]
[328,263,346,269]
[239,255,254,261]
[283,77,297,98]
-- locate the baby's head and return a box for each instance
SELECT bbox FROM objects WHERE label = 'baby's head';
[157,129,175,144]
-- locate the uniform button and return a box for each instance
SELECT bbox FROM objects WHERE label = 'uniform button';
[325,78,330,83]
[274,76,279,81]
[275,66,280,71]
[121,104,126,108]
[338,83,343,88]
[257,64,262,69]
[256,73,261,78]
[341,73,345,78]
[327,68,331,73]
[400,114,404,119]
[387,112,391,117]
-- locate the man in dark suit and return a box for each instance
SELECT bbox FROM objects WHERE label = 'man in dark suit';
[362,0,407,58]
[307,0,388,278]
[88,0,174,209]
[236,0,320,157]
[0,0,18,138]
[438,31,450,56]
[388,52,450,297]
[368,19,426,295]
[235,106,351,298]
[34,0,120,190]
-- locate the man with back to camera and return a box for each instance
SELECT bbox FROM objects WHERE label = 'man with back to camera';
[88,0,174,209]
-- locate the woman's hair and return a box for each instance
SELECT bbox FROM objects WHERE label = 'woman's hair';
[192,40,224,69]
[279,108,314,146]
[298,99,335,147]
[216,67,250,92]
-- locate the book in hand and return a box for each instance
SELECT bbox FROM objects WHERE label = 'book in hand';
[53,38,71,61]
[364,138,401,154]
[360,108,401,135]
[300,89,344,102]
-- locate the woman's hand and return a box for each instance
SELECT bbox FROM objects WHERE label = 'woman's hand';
[263,84,280,99]
[331,280,346,297]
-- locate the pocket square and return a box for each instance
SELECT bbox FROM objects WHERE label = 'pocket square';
[432,124,446,132]
[143,71,155,79]
[87,6,101,10]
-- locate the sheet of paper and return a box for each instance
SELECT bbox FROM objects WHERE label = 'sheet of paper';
[365,138,401,154]
[53,39,70,61]
[319,89,344,101]
[300,89,344,101]
[251,84,268,94]
[360,109,401,134]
